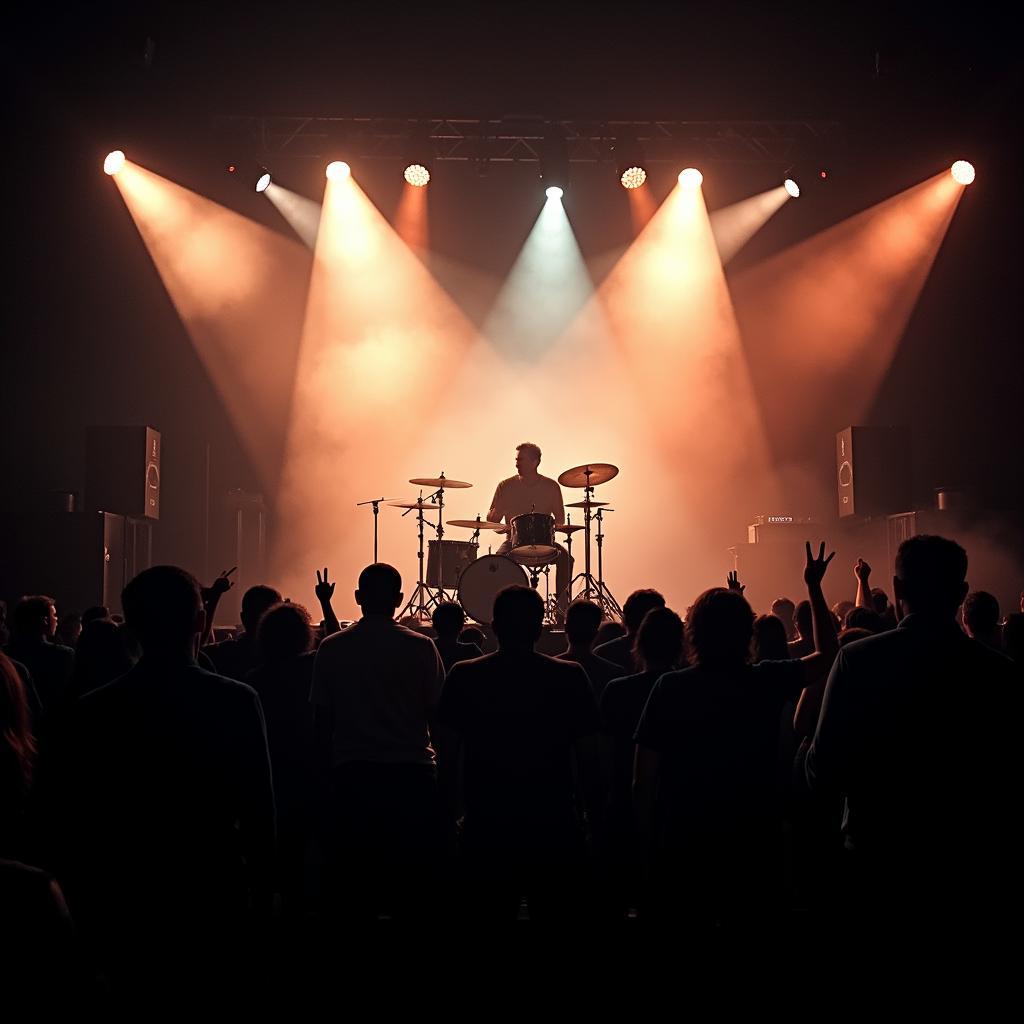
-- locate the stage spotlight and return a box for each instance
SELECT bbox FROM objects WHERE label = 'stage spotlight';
[784,178,800,198]
[104,150,126,175]
[546,186,564,200]
[326,160,351,181]
[255,168,272,193]
[678,168,704,188]
[539,124,570,195]
[951,160,975,185]
[404,163,431,187]
[620,166,647,190]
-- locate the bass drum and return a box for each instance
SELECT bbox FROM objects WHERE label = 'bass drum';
[457,555,528,625]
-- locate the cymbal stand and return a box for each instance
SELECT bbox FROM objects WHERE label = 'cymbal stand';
[399,491,433,623]
[563,469,621,621]
[593,507,622,618]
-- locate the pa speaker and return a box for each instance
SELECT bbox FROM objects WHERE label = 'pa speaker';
[85,426,161,520]
[836,426,910,519]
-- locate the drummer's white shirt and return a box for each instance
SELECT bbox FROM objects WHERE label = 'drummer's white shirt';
[489,473,565,526]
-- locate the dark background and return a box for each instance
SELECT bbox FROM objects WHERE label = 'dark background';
[3,2,1021,612]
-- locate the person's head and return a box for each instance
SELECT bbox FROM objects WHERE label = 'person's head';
[1002,613,1024,664]
[11,596,58,642]
[752,613,790,663]
[81,605,110,627]
[770,598,796,639]
[241,584,283,634]
[831,601,855,630]
[893,535,969,619]
[869,588,890,615]
[121,566,204,655]
[634,607,685,672]
[0,651,36,795]
[565,600,603,650]
[686,588,755,668]
[595,619,626,647]
[459,625,485,649]
[962,590,1000,640]
[257,602,313,662]
[57,612,82,647]
[431,601,465,641]
[492,585,545,649]
[838,626,873,648]
[844,606,885,634]
[793,599,813,641]
[623,589,667,636]
[73,618,136,694]
[356,563,403,616]
[515,442,542,475]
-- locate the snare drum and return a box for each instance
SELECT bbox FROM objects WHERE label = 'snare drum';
[509,512,558,565]
[457,555,528,624]
[426,539,478,590]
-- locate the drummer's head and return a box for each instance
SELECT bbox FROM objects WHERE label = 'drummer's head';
[356,563,403,615]
[492,585,545,649]
[515,442,542,475]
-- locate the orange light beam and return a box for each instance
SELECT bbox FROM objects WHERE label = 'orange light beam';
[710,185,791,264]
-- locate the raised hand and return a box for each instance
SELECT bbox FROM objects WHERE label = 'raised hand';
[315,567,336,605]
[727,570,745,595]
[202,567,236,602]
[804,541,835,588]
[854,558,871,583]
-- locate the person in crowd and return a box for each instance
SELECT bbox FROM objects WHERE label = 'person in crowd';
[595,589,666,673]
[460,624,487,651]
[80,606,109,627]
[634,543,838,930]
[854,559,897,632]
[556,600,622,701]
[789,599,815,658]
[432,602,482,672]
[838,626,873,648]
[832,600,855,630]
[806,536,1019,937]
[32,566,275,986]
[438,585,603,922]
[70,617,136,698]
[600,606,685,917]
[0,652,36,859]
[844,606,885,634]
[770,598,797,641]
[1003,612,1024,665]
[202,583,282,680]
[752,613,791,662]
[4,596,74,715]
[247,601,318,916]
[962,590,1001,651]
[594,619,626,649]
[313,567,343,637]
[311,563,447,921]
[56,613,81,649]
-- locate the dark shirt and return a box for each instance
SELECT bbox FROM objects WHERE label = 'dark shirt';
[439,650,600,847]
[202,632,260,681]
[33,658,275,941]
[601,669,662,809]
[594,633,636,675]
[435,637,483,674]
[806,615,1020,900]
[4,639,74,714]
[556,648,622,702]
[635,660,806,849]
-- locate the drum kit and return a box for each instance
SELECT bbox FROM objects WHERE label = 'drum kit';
[358,462,622,626]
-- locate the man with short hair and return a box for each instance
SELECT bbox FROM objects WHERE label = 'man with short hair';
[4,595,74,714]
[438,585,603,921]
[594,588,666,674]
[807,536,1018,933]
[488,443,573,621]
[33,566,275,981]
[557,599,621,702]
[311,563,447,920]
[962,590,1001,651]
[203,583,282,680]
[431,601,482,673]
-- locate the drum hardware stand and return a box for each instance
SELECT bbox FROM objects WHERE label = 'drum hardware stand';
[564,474,621,621]
[526,563,557,626]
[356,496,397,564]
[399,492,433,623]
[593,507,622,618]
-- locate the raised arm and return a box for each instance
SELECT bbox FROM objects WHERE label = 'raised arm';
[854,559,872,610]
[199,567,236,647]
[315,567,342,637]
[793,541,840,737]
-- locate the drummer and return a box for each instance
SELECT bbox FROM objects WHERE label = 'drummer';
[488,442,573,622]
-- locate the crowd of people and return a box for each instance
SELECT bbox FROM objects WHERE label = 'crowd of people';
[0,534,1020,996]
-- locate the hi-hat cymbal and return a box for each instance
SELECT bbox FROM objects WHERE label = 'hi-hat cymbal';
[388,500,441,510]
[409,477,473,489]
[565,499,610,509]
[558,463,619,488]
[447,519,506,531]
[555,524,585,535]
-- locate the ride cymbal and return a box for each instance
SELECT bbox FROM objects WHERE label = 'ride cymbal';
[557,463,619,488]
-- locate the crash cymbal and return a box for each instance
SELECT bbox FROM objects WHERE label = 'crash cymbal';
[555,524,585,536]
[409,477,473,489]
[565,499,610,509]
[447,519,506,531]
[388,500,441,510]
[557,463,619,488]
